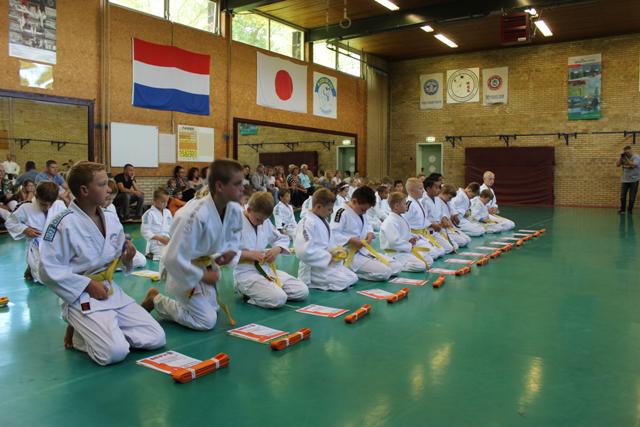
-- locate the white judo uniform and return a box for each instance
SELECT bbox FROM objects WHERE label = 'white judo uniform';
[5,199,66,283]
[470,198,503,233]
[234,214,308,308]
[402,196,446,259]
[450,189,485,237]
[330,206,402,281]
[105,203,147,268]
[39,202,165,366]
[154,197,242,331]
[380,212,432,272]
[436,197,471,247]
[294,212,358,291]
[376,193,391,219]
[422,195,457,253]
[479,184,515,230]
[299,197,313,220]
[273,201,297,239]
[140,206,172,261]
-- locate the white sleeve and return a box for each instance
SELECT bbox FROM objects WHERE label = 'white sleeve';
[470,199,485,221]
[222,209,243,268]
[273,204,286,229]
[330,209,351,247]
[381,219,411,252]
[39,218,92,304]
[140,210,156,241]
[163,214,208,287]
[5,205,28,240]
[266,220,290,252]
[363,215,373,236]
[295,219,332,268]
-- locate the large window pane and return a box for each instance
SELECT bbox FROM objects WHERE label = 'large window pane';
[270,20,304,60]
[109,0,164,18]
[170,0,218,33]
[338,48,361,77]
[232,13,269,50]
[313,42,336,69]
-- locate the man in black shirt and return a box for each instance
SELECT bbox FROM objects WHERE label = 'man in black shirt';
[113,163,145,221]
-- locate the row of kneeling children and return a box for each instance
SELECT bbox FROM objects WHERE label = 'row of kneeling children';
[14,159,514,366]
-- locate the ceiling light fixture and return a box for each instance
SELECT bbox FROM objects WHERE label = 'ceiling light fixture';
[524,8,538,16]
[421,25,434,32]
[434,33,458,48]
[534,19,553,37]
[374,0,399,11]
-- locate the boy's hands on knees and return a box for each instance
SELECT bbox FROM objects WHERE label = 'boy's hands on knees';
[25,227,42,238]
[201,269,220,285]
[431,223,441,231]
[85,280,109,300]
[121,240,136,263]
[215,251,236,266]
[348,237,364,249]
[366,232,375,243]
[244,250,265,264]
[263,247,282,264]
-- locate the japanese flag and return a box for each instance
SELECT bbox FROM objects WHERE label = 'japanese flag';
[256,52,307,113]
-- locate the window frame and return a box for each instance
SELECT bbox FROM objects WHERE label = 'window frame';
[313,40,364,79]
[231,11,305,61]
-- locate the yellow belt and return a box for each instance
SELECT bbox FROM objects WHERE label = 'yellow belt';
[239,259,283,288]
[385,246,431,268]
[86,258,120,296]
[343,240,389,268]
[330,247,348,263]
[411,228,443,249]
[192,256,235,326]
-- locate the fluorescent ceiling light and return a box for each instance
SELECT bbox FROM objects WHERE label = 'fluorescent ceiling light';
[534,19,553,37]
[421,25,434,32]
[434,33,458,48]
[374,0,399,11]
[524,8,537,16]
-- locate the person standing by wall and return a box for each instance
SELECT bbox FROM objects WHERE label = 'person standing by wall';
[617,145,640,214]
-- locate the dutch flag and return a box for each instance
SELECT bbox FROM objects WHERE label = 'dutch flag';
[132,38,210,116]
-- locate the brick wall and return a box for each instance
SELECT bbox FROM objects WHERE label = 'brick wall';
[389,33,640,207]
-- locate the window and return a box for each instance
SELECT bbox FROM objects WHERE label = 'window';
[109,0,220,34]
[232,13,304,60]
[313,42,362,78]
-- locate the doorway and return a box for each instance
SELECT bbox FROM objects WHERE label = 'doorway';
[416,143,442,175]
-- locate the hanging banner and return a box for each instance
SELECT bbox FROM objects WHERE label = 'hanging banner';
[419,73,443,109]
[568,53,601,120]
[8,0,57,64]
[482,67,508,105]
[313,72,338,119]
[446,68,480,103]
[177,125,214,162]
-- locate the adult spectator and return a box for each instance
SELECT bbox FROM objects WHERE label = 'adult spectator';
[242,164,251,187]
[250,163,278,201]
[174,165,194,202]
[0,164,14,224]
[113,163,145,221]
[617,145,640,214]
[2,153,20,180]
[35,159,70,204]
[187,167,204,192]
[15,161,39,188]
[286,164,307,207]
[299,164,315,195]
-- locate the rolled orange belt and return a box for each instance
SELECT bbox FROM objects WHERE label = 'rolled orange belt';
[516,239,524,247]
[476,257,490,266]
[501,244,513,252]
[171,353,230,384]
[345,304,372,324]
[539,228,546,234]
[386,287,409,304]
[0,296,9,307]
[490,250,501,258]
[455,266,472,276]
[432,275,446,288]
[270,328,311,351]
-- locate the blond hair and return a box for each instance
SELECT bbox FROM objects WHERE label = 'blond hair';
[387,191,406,208]
[248,192,275,216]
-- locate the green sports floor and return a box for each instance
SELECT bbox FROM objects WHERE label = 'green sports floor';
[1,206,639,427]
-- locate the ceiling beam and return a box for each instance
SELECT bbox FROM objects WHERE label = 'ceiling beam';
[307,0,591,42]
[222,0,285,14]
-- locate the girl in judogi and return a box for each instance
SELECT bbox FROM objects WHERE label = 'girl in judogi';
[273,189,297,240]
[450,182,485,237]
[479,171,515,230]
[141,159,244,331]
[330,186,402,281]
[234,192,308,308]
[39,162,165,366]
[470,189,504,233]
[140,188,172,261]
[5,182,65,282]
[402,178,446,259]
[422,177,457,253]
[437,184,471,247]
[294,188,358,291]
[380,192,432,272]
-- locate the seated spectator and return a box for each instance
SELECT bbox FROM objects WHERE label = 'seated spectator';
[286,165,308,207]
[332,170,343,187]
[274,168,288,191]
[299,164,315,194]
[251,164,278,201]
[2,153,20,180]
[15,161,39,188]
[0,164,14,223]
[187,167,204,192]
[243,164,251,187]
[165,178,186,216]
[343,170,353,184]
[113,163,145,221]
[16,179,36,203]
[200,166,209,180]
[173,165,194,202]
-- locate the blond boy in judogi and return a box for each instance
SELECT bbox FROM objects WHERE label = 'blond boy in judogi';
[402,178,446,259]
[234,192,308,308]
[273,189,297,240]
[294,188,358,291]
[438,184,471,247]
[479,171,515,230]
[6,182,65,283]
[422,177,457,253]
[331,186,402,281]
[141,159,244,331]
[39,162,165,366]
[451,182,485,237]
[380,192,432,272]
[140,188,173,261]
[470,189,503,233]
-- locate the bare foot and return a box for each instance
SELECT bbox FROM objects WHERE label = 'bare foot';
[141,288,160,312]
[64,325,74,349]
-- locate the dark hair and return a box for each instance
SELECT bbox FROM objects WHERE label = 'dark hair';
[278,188,291,199]
[173,165,184,178]
[187,167,199,181]
[123,163,133,169]
[35,181,58,203]
[352,186,376,207]
[345,171,352,177]
[394,180,403,186]
[45,160,57,167]
[466,182,480,194]
[479,189,494,200]
[623,145,632,151]
[424,177,439,189]
[427,173,443,181]
[25,161,36,171]
[200,166,208,178]
[376,185,388,194]
[208,159,243,191]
